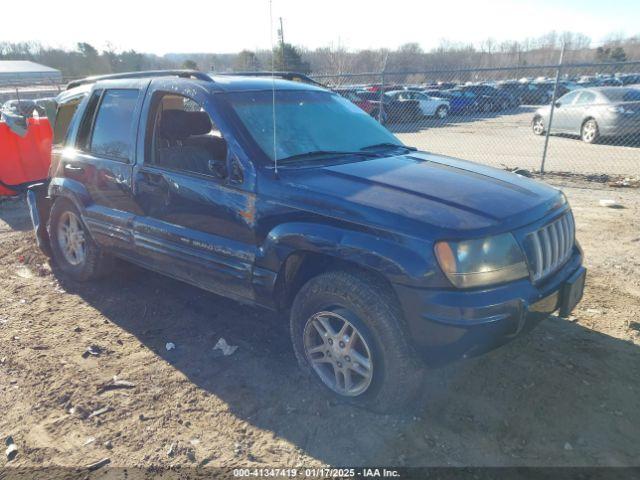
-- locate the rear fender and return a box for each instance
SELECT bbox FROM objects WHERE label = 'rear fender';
[47,177,92,214]
[26,181,52,256]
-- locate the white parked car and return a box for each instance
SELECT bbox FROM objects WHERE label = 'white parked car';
[386,90,450,118]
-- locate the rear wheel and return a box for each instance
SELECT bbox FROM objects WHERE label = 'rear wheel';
[290,270,424,412]
[435,105,449,119]
[532,116,545,135]
[581,119,599,144]
[48,198,112,281]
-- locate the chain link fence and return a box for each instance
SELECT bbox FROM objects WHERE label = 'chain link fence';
[2,64,640,176]
[0,78,65,105]
[313,61,640,176]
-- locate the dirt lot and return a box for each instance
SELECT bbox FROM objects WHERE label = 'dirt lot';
[0,176,639,472]
[393,107,640,176]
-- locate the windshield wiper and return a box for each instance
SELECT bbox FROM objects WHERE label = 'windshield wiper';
[278,150,383,164]
[360,143,417,152]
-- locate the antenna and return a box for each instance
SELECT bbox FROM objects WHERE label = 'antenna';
[270,0,279,178]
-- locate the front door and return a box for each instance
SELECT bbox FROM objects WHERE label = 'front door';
[551,90,581,133]
[131,86,258,303]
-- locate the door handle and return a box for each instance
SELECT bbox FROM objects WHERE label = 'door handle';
[139,171,165,187]
[64,164,84,173]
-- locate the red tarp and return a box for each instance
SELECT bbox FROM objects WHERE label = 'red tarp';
[0,117,52,195]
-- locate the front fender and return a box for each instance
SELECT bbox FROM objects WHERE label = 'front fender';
[258,222,446,288]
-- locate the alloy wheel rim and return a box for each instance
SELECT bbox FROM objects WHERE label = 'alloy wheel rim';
[583,122,596,141]
[437,107,447,118]
[57,211,86,266]
[533,119,544,134]
[303,310,374,397]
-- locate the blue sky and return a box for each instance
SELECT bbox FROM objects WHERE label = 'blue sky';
[2,0,638,54]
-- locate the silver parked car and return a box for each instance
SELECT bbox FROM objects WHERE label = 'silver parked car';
[532,87,640,143]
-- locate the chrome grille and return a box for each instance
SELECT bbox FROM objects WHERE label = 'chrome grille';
[526,213,575,282]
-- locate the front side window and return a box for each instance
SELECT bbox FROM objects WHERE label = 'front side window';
[226,90,401,162]
[558,91,580,106]
[90,89,139,161]
[147,93,227,176]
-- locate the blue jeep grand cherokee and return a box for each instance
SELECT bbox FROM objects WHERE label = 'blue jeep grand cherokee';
[28,70,586,411]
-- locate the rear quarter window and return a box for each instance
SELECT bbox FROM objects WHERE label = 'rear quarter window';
[53,96,84,145]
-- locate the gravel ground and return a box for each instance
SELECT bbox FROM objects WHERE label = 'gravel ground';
[393,107,640,176]
[0,176,639,472]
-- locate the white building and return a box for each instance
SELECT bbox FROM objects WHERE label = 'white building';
[0,60,62,85]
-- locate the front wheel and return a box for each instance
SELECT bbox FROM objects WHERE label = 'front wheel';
[48,198,112,281]
[290,270,424,412]
[532,116,545,135]
[581,119,599,144]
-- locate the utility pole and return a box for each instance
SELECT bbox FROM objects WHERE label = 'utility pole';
[278,17,285,70]
[540,41,565,174]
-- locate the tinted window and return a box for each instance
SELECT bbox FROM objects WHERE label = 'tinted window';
[76,91,102,150]
[53,96,84,145]
[90,89,139,161]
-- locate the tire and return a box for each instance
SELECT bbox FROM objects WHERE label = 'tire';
[532,116,545,136]
[371,109,387,125]
[48,197,112,281]
[435,105,449,119]
[581,119,599,144]
[290,269,424,412]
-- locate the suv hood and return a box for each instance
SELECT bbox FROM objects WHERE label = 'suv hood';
[278,152,563,238]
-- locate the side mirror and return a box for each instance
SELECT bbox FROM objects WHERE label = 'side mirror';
[554,101,562,108]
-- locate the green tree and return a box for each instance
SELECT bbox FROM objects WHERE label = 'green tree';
[273,43,310,73]
[596,46,627,62]
[610,46,627,62]
[182,59,199,70]
[234,50,260,71]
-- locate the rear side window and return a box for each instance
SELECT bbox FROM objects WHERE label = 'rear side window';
[53,96,85,145]
[90,89,139,161]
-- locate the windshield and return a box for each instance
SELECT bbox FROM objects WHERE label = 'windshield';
[226,90,402,162]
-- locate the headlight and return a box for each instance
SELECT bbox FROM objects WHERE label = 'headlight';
[434,233,529,288]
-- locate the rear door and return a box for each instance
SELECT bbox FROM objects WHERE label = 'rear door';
[571,90,597,135]
[62,80,147,252]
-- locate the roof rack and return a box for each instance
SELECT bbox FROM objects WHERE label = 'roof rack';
[66,70,212,90]
[215,71,324,87]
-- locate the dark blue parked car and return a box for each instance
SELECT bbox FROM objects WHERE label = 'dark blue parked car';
[28,71,585,412]
[425,89,478,115]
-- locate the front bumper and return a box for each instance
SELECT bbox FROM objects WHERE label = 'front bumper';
[394,251,585,365]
